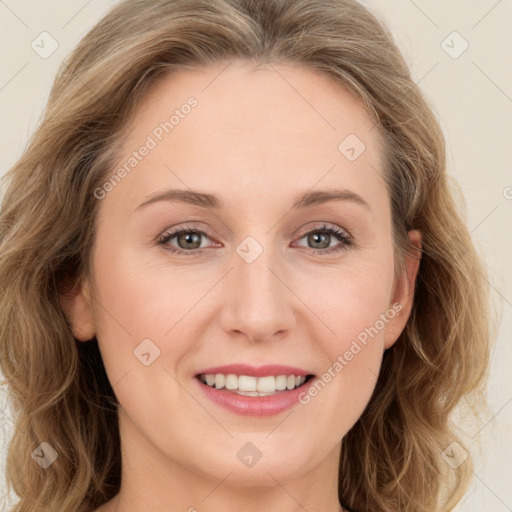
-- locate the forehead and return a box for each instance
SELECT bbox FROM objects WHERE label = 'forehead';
[107,61,387,215]
[129,60,380,150]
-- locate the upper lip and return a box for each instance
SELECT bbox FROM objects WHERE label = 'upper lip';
[195,364,313,378]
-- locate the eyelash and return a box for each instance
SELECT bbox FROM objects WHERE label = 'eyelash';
[158,223,353,256]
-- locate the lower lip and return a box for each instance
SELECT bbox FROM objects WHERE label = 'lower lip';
[194,376,316,417]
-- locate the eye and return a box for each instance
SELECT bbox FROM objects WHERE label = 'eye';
[158,223,353,256]
[293,224,352,254]
[158,225,215,256]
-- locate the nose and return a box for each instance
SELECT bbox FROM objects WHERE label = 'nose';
[219,241,296,343]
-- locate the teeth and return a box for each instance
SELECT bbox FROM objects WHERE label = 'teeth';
[200,373,308,393]
[214,374,225,389]
[225,374,238,390]
[238,375,257,391]
[257,376,276,393]
[275,375,287,390]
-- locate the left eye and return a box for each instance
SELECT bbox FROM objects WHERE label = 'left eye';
[158,224,352,256]
[293,224,352,253]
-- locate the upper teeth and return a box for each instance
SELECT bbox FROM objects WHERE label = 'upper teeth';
[199,374,307,393]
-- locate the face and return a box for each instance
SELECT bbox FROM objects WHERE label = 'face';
[64,61,420,489]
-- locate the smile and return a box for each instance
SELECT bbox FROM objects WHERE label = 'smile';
[197,373,313,395]
[194,372,317,417]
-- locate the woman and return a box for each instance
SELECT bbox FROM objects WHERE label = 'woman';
[0,1,494,511]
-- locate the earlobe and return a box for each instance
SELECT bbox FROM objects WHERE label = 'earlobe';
[59,277,96,342]
[383,229,422,349]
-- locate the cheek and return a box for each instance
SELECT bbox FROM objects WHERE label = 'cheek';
[88,238,176,384]
[91,238,184,335]
[301,257,395,345]
[298,254,396,403]
[320,287,390,380]
[297,271,394,438]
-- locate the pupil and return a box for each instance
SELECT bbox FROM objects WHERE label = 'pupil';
[179,232,200,249]
[310,232,329,249]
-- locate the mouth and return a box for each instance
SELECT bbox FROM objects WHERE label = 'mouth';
[195,373,316,397]
[193,363,317,416]
[193,369,317,417]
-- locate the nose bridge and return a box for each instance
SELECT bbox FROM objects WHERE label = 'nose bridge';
[220,233,295,341]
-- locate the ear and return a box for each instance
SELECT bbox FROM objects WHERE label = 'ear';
[59,275,96,342]
[383,229,422,350]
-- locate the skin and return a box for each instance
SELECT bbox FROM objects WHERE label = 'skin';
[62,60,421,512]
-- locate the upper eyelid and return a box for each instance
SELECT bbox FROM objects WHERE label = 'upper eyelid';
[298,223,350,236]
[159,224,212,241]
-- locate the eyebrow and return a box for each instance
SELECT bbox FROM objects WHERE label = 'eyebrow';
[134,187,371,212]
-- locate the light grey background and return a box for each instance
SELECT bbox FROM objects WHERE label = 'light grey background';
[0,1,511,510]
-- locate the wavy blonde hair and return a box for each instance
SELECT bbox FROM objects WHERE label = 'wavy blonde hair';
[0,1,495,511]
